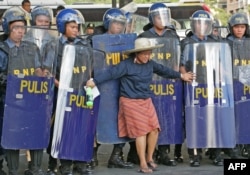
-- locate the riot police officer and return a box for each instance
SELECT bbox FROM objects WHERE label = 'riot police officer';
[20,6,57,175]
[210,18,225,41]
[138,2,182,166]
[47,8,92,175]
[0,16,7,175]
[91,8,134,170]
[226,12,250,160]
[0,6,45,175]
[180,10,223,167]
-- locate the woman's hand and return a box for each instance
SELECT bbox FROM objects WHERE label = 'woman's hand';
[86,78,96,88]
[181,72,196,82]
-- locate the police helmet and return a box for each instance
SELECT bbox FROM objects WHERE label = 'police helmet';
[212,19,221,35]
[2,6,26,34]
[190,10,213,36]
[31,6,53,26]
[213,18,221,28]
[148,3,171,27]
[103,8,127,30]
[56,8,85,34]
[228,13,249,35]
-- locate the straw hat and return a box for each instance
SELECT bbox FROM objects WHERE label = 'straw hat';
[124,38,164,54]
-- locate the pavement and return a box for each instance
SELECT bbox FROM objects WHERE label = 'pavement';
[2,143,225,175]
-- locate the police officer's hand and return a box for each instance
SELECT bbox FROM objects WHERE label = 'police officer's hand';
[181,72,196,82]
[86,78,96,88]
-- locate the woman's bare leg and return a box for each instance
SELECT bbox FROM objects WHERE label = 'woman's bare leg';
[146,129,159,163]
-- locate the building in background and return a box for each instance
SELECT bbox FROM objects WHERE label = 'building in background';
[218,0,248,14]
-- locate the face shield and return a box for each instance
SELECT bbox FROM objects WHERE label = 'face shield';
[191,18,213,36]
[108,15,127,34]
[150,7,171,27]
[32,7,53,28]
[74,10,85,35]
[125,14,149,34]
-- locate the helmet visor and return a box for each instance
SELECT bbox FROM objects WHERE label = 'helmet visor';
[32,7,53,21]
[150,8,171,27]
[191,19,213,36]
[108,15,127,34]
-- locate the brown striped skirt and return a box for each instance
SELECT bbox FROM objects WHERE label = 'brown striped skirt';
[118,96,160,138]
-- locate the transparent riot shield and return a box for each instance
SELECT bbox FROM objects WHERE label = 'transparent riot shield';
[149,37,184,145]
[182,42,235,148]
[51,45,103,161]
[23,27,58,54]
[125,14,149,35]
[232,39,250,144]
[1,32,56,149]
[92,33,137,144]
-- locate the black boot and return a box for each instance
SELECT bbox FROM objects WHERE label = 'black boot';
[108,145,134,169]
[230,147,240,159]
[89,147,98,169]
[212,149,223,166]
[189,155,200,167]
[59,160,72,175]
[73,161,92,175]
[24,150,45,175]
[174,144,183,163]
[47,155,57,175]
[157,145,176,166]
[127,141,139,164]
[6,150,19,175]
[247,145,250,159]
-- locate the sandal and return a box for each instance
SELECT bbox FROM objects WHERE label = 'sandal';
[138,168,153,174]
[147,161,158,171]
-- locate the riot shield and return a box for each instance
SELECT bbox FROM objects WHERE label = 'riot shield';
[1,31,56,149]
[23,27,58,54]
[51,45,102,161]
[149,37,184,145]
[92,33,137,144]
[232,39,250,144]
[182,42,235,148]
[125,14,149,35]
[22,27,58,75]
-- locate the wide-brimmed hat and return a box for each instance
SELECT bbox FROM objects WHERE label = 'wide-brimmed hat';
[124,38,164,54]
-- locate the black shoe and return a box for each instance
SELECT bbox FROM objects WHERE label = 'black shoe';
[174,155,184,163]
[24,169,45,175]
[213,154,223,166]
[47,168,57,175]
[127,150,139,165]
[158,153,177,166]
[190,156,200,167]
[89,158,98,168]
[73,162,92,175]
[108,157,134,169]
[162,159,177,166]
[241,148,248,157]
[213,158,223,166]
[59,165,72,175]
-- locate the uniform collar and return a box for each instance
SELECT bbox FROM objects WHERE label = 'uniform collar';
[5,38,17,48]
[60,35,81,44]
[191,34,208,42]
[149,27,167,36]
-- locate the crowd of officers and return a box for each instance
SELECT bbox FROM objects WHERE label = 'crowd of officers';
[0,0,250,174]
